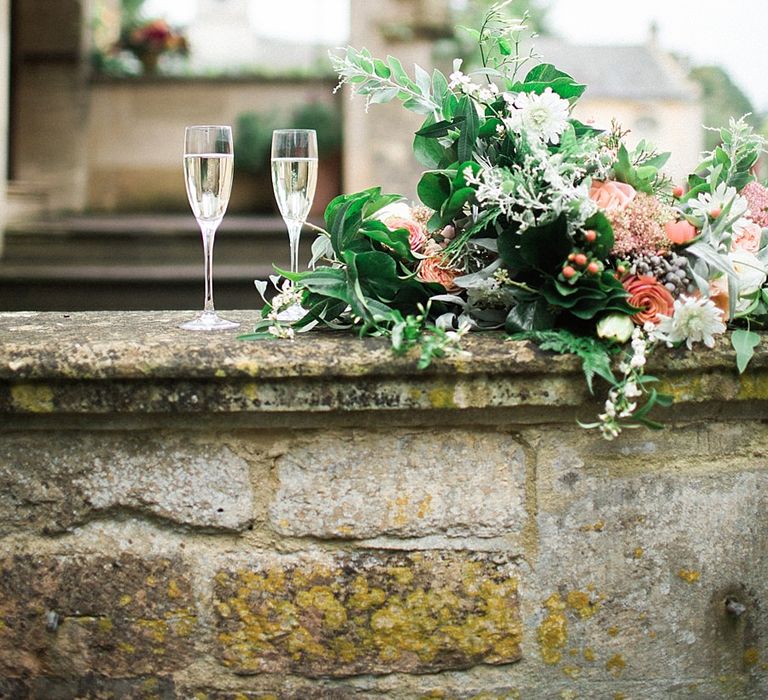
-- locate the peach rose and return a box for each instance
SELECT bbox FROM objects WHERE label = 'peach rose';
[385,216,428,253]
[623,274,675,326]
[732,221,762,254]
[589,180,637,212]
[665,219,698,245]
[707,277,730,321]
[417,256,460,292]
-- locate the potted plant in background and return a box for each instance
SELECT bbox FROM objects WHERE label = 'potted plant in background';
[232,111,279,213]
[119,17,188,74]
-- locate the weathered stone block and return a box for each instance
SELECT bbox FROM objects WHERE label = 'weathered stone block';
[213,550,521,677]
[527,424,768,689]
[270,430,528,539]
[0,432,254,533]
[0,554,197,678]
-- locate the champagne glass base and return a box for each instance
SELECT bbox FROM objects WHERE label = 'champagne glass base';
[180,312,240,331]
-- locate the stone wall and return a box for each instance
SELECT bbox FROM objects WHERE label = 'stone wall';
[0,310,766,699]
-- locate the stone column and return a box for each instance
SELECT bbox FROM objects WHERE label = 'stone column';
[343,0,451,201]
[0,0,9,253]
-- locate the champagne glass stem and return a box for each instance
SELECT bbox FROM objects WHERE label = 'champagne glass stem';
[201,222,218,313]
[287,220,302,275]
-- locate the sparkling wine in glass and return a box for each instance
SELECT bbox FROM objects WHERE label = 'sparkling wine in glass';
[271,129,318,275]
[180,125,239,331]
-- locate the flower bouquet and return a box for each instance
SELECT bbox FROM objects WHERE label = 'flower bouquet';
[244,3,768,439]
[119,18,188,73]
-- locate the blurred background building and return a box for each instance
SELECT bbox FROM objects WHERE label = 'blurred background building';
[0,0,764,311]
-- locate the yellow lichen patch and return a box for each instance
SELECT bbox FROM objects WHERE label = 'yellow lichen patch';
[97,617,114,633]
[583,647,595,662]
[633,547,644,559]
[428,386,457,409]
[117,642,136,655]
[417,494,433,518]
[743,647,759,666]
[389,495,411,527]
[118,594,132,607]
[580,519,606,532]
[167,579,182,599]
[214,556,521,674]
[737,373,768,400]
[607,626,619,637]
[296,586,348,631]
[538,593,568,665]
[387,566,415,586]
[606,653,626,676]
[137,619,167,644]
[566,590,599,619]
[562,665,581,679]
[145,575,158,587]
[678,569,701,584]
[11,383,54,413]
[613,694,627,700]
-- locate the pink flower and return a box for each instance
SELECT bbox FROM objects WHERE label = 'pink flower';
[707,277,730,321]
[733,221,762,253]
[384,216,427,254]
[589,180,637,212]
[623,275,675,326]
[609,193,673,256]
[742,181,768,228]
[665,219,698,245]
[417,256,460,291]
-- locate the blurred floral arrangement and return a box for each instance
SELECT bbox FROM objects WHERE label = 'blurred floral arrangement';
[244,2,768,439]
[118,18,188,71]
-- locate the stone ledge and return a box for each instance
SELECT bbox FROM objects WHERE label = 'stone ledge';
[0,311,765,416]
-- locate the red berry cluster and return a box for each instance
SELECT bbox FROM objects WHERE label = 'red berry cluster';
[560,229,603,282]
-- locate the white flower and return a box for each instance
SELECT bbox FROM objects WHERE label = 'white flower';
[503,88,570,144]
[687,182,749,230]
[728,249,768,313]
[651,295,727,350]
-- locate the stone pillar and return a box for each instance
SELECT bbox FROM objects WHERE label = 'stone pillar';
[0,0,9,253]
[10,0,89,213]
[343,0,451,201]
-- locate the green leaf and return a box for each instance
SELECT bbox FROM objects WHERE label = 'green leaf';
[456,96,479,163]
[417,171,451,210]
[360,220,413,260]
[440,186,475,224]
[524,63,575,84]
[415,118,465,138]
[505,296,557,334]
[731,329,761,374]
[583,211,615,258]
[498,216,570,273]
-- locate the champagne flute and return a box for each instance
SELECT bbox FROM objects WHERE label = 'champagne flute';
[180,125,239,331]
[271,129,318,276]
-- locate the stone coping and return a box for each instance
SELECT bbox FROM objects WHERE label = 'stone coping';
[0,311,764,415]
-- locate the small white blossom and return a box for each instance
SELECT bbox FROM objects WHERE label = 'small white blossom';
[686,182,749,231]
[650,295,727,350]
[502,88,570,144]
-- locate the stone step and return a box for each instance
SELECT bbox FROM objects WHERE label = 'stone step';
[0,215,322,312]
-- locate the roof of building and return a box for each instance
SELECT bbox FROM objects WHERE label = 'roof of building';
[531,38,699,102]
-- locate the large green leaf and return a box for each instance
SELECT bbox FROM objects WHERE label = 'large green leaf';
[417,171,451,211]
[360,220,413,260]
[505,295,557,333]
[583,211,615,258]
[456,96,479,163]
[498,217,571,273]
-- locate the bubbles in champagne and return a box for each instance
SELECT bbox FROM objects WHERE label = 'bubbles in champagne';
[184,154,234,222]
[271,157,318,224]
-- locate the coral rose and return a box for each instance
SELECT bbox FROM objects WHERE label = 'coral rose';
[732,221,762,254]
[384,216,428,253]
[623,274,675,326]
[707,277,730,321]
[665,219,698,245]
[417,255,460,292]
[589,180,637,212]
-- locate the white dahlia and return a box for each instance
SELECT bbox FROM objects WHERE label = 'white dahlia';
[651,296,727,350]
[503,87,570,144]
